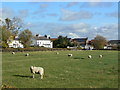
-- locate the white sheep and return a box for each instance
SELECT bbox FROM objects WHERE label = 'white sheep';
[56,52,59,55]
[99,55,103,58]
[30,66,44,79]
[68,54,72,57]
[12,52,15,54]
[25,53,29,56]
[88,55,92,58]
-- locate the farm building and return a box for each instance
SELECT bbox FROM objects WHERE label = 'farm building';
[71,37,88,49]
[33,34,53,48]
[7,36,24,48]
[104,40,120,49]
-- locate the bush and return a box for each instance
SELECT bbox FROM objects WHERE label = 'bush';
[1,84,17,90]
[77,46,82,50]
[2,42,8,48]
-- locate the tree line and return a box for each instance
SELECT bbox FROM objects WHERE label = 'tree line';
[0,17,32,48]
[0,17,107,49]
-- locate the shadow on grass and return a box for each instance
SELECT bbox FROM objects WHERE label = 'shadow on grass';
[13,75,32,78]
[74,57,85,59]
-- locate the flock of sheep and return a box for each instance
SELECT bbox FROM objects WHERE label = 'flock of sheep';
[12,51,103,79]
[12,52,29,56]
[12,51,103,58]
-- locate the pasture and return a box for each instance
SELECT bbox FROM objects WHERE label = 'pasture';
[2,50,118,88]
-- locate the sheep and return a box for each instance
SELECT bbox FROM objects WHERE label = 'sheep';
[88,55,92,58]
[99,55,103,58]
[56,52,59,55]
[25,53,29,56]
[12,52,15,55]
[30,66,44,79]
[68,54,72,57]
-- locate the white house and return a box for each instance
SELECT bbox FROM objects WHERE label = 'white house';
[7,36,24,48]
[34,34,53,48]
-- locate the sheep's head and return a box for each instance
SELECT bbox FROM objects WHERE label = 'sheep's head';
[30,66,34,73]
[30,66,34,69]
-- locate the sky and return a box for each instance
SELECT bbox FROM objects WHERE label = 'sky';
[1,1,118,40]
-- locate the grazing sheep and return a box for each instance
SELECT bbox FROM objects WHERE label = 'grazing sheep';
[68,54,72,57]
[88,55,92,58]
[56,52,59,54]
[99,55,103,58]
[30,66,44,79]
[25,53,29,56]
[12,52,15,55]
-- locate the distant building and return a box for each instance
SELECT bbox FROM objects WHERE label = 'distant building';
[72,37,88,49]
[34,34,53,48]
[85,40,94,50]
[104,40,120,49]
[50,38,58,41]
[7,36,24,48]
[108,40,120,46]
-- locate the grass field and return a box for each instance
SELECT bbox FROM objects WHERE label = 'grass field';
[2,50,118,88]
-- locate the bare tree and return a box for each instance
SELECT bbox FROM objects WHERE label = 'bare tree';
[4,17,24,35]
[19,29,33,48]
[93,35,107,49]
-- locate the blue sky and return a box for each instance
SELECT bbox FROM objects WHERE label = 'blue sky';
[1,2,118,40]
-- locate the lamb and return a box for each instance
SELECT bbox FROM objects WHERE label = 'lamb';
[56,52,59,55]
[30,66,44,79]
[12,52,15,54]
[25,53,29,56]
[99,55,103,58]
[88,55,92,58]
[68,54,72,57]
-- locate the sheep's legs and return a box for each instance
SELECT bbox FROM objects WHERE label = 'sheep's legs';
[33,74,34,78]
[40,75,43,79]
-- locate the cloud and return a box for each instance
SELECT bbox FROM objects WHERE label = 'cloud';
[68,33,80,38]
[1,7,30,21]
[47,23,117,40]
[90,23,118,40]
[47,13,58,17]
[24,21,118,40]
[106,12,118,18]
[18,10,29,18]
[40,4,48,8]
[80,2,113,8]
[60,9,93,21]
[42,22,91,38]
[33,4,48,15]
[66,2,79,8]
[0,7,15,19]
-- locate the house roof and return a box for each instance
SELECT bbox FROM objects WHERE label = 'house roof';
[35,36,49,40]
[50,38,58,41]
[108,40,120,45]
[72,37,88,42]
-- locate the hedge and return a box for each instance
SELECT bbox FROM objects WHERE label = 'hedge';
[1,47,81,52]
[1,47,119,52]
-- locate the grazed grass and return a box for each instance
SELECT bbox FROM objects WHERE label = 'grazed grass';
[2,50,118,88]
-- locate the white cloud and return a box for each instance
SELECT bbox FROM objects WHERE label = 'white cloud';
[18,10,29,18]
[68,33,80,38]
[72,23,90,29]
[75,29,88,33]
[106,12,118,18]
[80,2,113,8]
[0,8,15,19]
[66,2,79,8]
[47,13,58,17]
[40,4,48,8]
[24,21,118,40]
[60,9,93,21]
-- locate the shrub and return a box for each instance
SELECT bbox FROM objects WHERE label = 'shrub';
[1,84,18,90]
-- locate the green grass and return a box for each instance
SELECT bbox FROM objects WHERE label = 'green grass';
[2,50,118,88]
